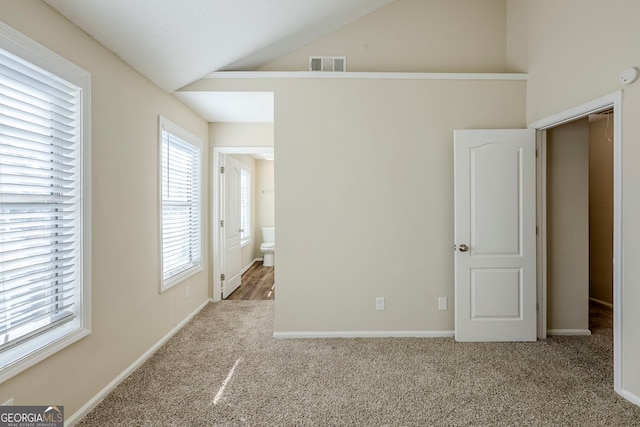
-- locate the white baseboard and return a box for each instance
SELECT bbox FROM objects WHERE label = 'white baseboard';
[65,299,212,426]
[619,388,640,408]
[590,297,614,309]
[273,330,455,339]
[547,329,592,336]
[241,258,262,275]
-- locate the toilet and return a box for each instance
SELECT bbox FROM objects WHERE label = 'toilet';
[260,227,275,267]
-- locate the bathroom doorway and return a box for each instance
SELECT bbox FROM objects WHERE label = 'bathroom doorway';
[213,147,275,301]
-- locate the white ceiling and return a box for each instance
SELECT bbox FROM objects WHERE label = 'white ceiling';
[44,0,394,94]
[174,91,274,123]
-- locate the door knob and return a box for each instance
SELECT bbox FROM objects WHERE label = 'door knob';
[458,244,469,252]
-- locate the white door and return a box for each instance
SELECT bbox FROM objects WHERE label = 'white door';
[222,155,242,298]
[454,129,536,341]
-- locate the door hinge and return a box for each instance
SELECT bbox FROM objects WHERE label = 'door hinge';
[221,273,225,281]
[536,225,539,235]
[220,220,224,227]
[220,166,225,173]
[535,149,538,158]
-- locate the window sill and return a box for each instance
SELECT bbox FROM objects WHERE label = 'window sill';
[160,264,203,293]
[0,323,90,384]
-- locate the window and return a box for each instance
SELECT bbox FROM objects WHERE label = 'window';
[240,168,250,245]
[0,22,91,382]
[159,117,202,291]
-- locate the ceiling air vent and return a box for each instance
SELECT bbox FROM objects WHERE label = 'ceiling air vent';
[309,56,346,72]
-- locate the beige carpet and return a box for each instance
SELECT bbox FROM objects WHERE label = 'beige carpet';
[77,301,640,426]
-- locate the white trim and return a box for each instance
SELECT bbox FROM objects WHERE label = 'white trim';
[528,92,620,130]
[619,389,640,408]
[65,299,211,427]
[0,328,90,384]
[205,71,528,81]
[529,91,623,396]
[273,330,455,339]
[590,297,614,309]
[547,329,592,336]
[0,21,89,87]
[536,131,547,340]
[241,258,262,275]
[212,151,222,301]
[214,146,274,156]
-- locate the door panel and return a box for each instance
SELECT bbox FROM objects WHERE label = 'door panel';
[454,129,536,342]
[471,268,521,319]
[223,155,242,298]
[471,144,521,255]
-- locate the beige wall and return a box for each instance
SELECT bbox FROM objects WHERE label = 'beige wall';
[274,79,524,332]
[0,0,209,416]
[260,0,507,72]
[210,123,274,148]
[507,0,640,399]
[256,160,275,237]
[546,119,590,331]
[589,116,614,304]
[185,76,526,332]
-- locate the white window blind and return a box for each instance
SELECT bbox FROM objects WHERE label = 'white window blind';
[0,42,87,375]
[240,168,250,244]
[160,118,202,290]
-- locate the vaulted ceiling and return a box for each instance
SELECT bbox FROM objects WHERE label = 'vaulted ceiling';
[44,0,394,93]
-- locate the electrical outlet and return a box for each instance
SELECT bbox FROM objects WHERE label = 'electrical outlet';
[2,398,14,406]
[438,297,447,311]
[184,286,190,301]
[376,297,385,311]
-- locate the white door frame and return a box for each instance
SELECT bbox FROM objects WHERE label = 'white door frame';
[212,147,274,301]
[529,91,622,394]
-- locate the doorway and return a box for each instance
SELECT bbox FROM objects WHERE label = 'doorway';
[530,91,622,393]
[212,147,275,301]
[545,112,613,333]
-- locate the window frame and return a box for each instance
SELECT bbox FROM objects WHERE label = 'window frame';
[0,22,92,383]
[240,166,251,247]
[158,116,203,292]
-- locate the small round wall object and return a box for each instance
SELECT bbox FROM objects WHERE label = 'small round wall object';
[619,67,639,85]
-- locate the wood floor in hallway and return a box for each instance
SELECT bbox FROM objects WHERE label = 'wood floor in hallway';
[226,261,275,300]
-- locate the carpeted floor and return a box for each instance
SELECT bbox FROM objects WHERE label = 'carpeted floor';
[77,301,640,426]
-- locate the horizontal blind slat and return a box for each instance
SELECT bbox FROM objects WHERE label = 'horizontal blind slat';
[0,299,76,336]
[0,127,76,149]
[0,61,76,105]
[0,82,75,123]
[0,285,76,318]
[1,270,74,293]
